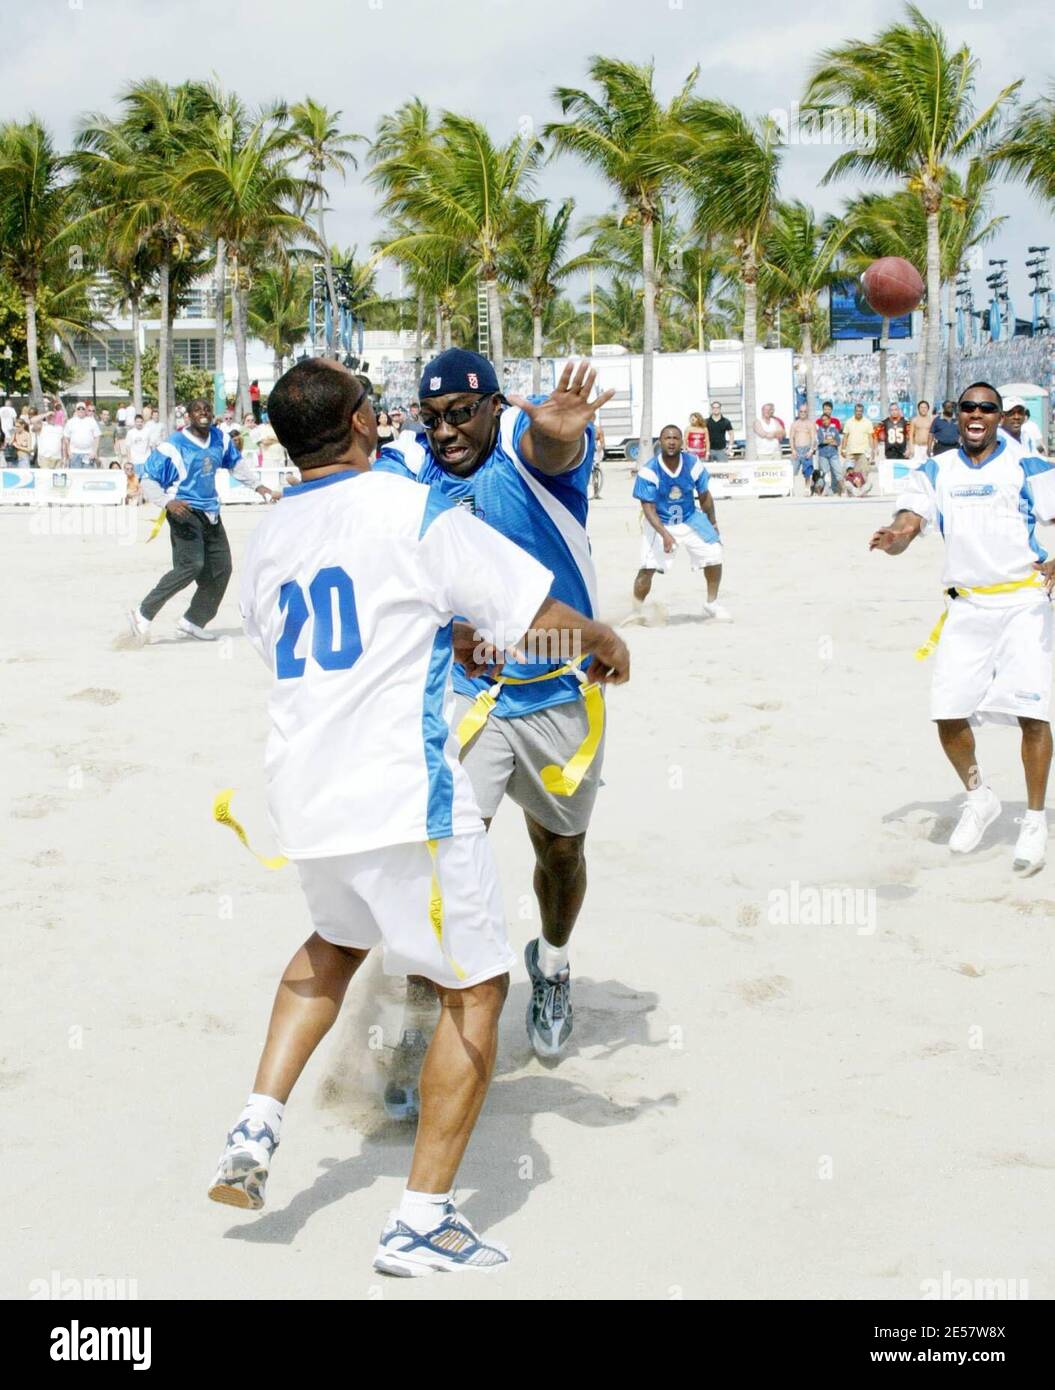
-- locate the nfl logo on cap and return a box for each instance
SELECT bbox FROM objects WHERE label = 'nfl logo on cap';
[468,372,478,389]
[430,377,442,390]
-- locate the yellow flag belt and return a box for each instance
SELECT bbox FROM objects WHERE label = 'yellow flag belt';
[915,576,1047,661]
[454,660,605,797]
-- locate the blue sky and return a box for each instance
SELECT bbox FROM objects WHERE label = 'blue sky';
[4,0,1052,314]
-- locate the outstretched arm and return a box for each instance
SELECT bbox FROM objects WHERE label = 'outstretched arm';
[870,509,923,555]
[509,360,615,476]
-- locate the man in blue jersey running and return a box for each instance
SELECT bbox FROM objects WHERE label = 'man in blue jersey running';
[628,424,730,623]
[127,397,277,643]
[377,349,614,1061]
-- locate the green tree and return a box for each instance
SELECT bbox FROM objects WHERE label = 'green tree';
[112,343,212,407]
[546,57,699,459]
[0,119,77,404]
[803,2,1019,407]
[759,201,843,415]
[502,198,579,391]
[287,98,365,357]
[372,112,541,382]
[680,100,783,450]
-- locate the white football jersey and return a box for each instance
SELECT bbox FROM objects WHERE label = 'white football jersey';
[240,468,553,858]
[896,440,1055,605]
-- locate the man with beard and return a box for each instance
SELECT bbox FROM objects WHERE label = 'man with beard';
[870,383,1055,876]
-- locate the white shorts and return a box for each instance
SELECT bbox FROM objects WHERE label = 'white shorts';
[930,598,1053,725]
[912,443,928,461]
[294,831,514,989]
[640,522,723,574]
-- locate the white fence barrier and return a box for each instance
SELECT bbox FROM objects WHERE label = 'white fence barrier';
[705,459,794,499]
[0,465,294,508]
[0,467,127,505]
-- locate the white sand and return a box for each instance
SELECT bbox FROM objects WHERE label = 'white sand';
[3,484,1054,1302]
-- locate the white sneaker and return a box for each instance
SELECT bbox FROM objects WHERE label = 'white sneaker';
[207,1118,279,1210]
[704,601,733,623]
[126,608,151,645]
[373,1204,510,1277]
[948,787,1001,854]
[1013,816,1047,876]
[176,616,218,641]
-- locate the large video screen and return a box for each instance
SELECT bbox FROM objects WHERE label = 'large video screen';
[829,281,913,340]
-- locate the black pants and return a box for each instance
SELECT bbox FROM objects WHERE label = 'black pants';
[140,509,232,627]
[251,400,262,424]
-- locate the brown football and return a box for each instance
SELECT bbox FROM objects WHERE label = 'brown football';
[861,257,925,318]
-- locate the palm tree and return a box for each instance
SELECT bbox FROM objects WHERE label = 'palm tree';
[802,3,1019,406]
[760,201,843,416]
[991,88,1055,204]
[99,245,152,411]
[662,239,736,351]
[937,161,1004,395]
[546,58,699,460]
[502,198,578,392]
[247,261,311,381]
[369,100,437,372]
[372,112,541,383]
[287,99,365,357]
[582,275,643,350]
[76,80,209,428]
[0,119,75,405]
[679,101,783,449]
[174,103,315,416]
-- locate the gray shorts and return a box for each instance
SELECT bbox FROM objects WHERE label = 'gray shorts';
[453,692,605,837]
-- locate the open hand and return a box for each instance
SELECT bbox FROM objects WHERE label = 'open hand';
[507,361,615,444]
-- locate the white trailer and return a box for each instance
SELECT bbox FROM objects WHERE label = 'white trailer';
[555,345,796,459]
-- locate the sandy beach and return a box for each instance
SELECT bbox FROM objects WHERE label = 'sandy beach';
[3,480,1053,1302]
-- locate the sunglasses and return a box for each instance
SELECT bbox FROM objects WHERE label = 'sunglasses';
[419,394,497,431]
[958,401,1000,415]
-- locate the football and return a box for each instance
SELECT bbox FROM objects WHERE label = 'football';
[861,257,925,318]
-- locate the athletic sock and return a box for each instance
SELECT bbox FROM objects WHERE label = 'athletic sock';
[966,782,990,802]
[1023,808,1047,826]
[239,1092,284,1139]
[536,937,569,977]
[398,1188,452,1233]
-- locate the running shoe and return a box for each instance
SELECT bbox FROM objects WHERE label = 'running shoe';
[524,938,572,1057]
[207,1118,279,1210]
[948,788,1001,854]
[373,1204,510,1277]
[383,1027,428,1121]
[126,608,151,645]
[177,616,218,641]
[1013,816,1047,876]
[703,601,733,623]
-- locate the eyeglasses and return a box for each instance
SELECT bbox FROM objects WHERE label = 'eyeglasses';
[958,401,1000,415]
[419,394,496,431]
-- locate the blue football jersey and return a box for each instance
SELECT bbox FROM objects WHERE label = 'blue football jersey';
[376,403,596,716]
[633,451,718,541]
[144,427,242,515]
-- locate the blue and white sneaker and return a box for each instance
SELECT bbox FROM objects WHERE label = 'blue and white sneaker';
[383,1028,428,1121]
[524,939,573,1058]
[373,1205,510,1277]
[207,1118,279,1210]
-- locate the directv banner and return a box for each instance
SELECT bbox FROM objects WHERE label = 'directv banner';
[0,468,127,505]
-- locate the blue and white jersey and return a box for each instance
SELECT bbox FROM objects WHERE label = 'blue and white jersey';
[239,469,552,858]
[633,451,718,541]
[895,441,1055,606]
[376,402,596,717]
[143,426,242,516]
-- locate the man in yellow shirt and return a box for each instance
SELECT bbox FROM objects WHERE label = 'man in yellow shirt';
[841,402,875,477]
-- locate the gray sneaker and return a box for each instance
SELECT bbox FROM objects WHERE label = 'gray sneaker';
[524,939,572,1057]
[383,1028,429,1120]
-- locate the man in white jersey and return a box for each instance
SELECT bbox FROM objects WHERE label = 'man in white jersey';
[870,382,1055,875]
[208,359,629,1275]
[376,350,616,1064]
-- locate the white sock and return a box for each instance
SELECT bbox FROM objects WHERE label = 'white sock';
[398,1188,452,1233]
[536,937,569,977]
[239,1092,284,1138]
[1023,808,1047,826]
[966,782,990,802]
